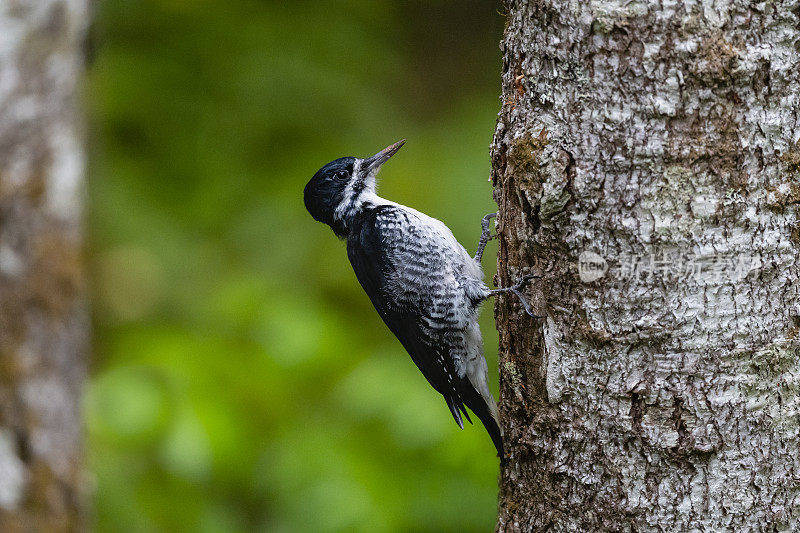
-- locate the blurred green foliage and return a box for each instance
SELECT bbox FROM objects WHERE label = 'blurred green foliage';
[87,1,505,531]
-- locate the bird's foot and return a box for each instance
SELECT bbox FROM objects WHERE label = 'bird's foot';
[474,212,497,262]
[490,274,543,318]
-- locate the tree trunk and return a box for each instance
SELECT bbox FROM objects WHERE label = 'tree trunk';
[492,0,800,530]
[0,1,89,530]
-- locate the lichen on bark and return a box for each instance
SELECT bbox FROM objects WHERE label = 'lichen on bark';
[493,0,800,530]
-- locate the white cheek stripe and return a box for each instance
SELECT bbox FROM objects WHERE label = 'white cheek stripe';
[333,160,394,224]
[334,159,361,222]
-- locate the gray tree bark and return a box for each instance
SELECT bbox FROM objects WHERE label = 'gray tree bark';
[0,1,89,530]
[492,0,800,530]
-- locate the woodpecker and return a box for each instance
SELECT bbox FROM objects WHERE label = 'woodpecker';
[304,140,538,456]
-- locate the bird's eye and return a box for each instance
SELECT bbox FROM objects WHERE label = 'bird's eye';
[335,170,349,180]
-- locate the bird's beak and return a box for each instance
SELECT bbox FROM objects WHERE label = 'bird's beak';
[363,139,406,172]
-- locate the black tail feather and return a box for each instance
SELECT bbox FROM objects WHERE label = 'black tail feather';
[446,398,464,429]
[444,391,504,457]
[470,400,504,457]
[459,404,473,425]
[481,411,504,458]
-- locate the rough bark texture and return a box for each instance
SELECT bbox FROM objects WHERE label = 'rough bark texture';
[492,0,800,530]
[0,1,89,530]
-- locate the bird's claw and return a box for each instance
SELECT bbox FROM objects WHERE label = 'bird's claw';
[492,273,544,318]
[474,212,498,262]
[481,213,498,241]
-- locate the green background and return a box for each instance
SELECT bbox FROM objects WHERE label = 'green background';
[87,1,505,530]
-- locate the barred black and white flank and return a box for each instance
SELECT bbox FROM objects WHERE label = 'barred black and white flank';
[304,140,536,456]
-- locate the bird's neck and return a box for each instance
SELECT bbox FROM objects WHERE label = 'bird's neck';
[334,190,398,237]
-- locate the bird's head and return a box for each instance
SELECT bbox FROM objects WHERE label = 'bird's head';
[304,139,405,237]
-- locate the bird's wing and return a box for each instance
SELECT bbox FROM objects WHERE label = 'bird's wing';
[346,206,496,438]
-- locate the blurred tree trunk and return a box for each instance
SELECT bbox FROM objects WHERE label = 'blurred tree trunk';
[0,1,89,530]
[492,0,800,530]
